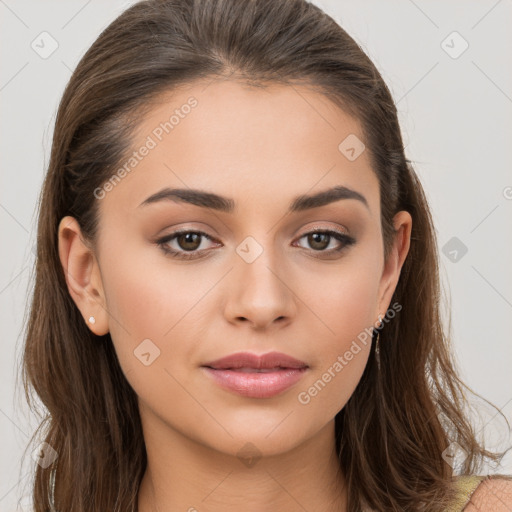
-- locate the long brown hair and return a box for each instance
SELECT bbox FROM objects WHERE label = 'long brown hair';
[20,0,509,510]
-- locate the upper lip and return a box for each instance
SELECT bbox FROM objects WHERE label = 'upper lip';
[202,351,308,370]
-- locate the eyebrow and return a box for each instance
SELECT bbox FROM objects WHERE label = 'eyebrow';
[138,185,369,213]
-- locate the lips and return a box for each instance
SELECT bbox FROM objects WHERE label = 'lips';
[201,351,309,398]
[202,351,308,370]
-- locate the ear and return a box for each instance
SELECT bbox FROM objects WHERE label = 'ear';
[376,210,412,317]
[57,216,109,336]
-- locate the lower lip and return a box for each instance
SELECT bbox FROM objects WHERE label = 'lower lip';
[201,367,308,398]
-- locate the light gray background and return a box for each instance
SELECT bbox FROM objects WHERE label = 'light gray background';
[1,0,511,510]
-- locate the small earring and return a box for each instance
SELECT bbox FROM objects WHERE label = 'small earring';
[88,316,96,324]
[375,314,383,363]
[374,330,381,365]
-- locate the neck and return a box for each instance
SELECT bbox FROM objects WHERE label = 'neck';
[137,416,347,512]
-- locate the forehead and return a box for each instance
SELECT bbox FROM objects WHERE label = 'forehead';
[97,79,378,219]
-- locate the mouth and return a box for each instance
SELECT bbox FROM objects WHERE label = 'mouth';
[202,350,308,371]
[201,365,308,398]
[200,351,309,398]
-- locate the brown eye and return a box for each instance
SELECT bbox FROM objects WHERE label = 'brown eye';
[294,229,356,256]
[156,230,220,260]
[307,232,331,251]
[176,232,202,251]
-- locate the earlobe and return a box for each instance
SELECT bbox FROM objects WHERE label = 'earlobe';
[57,216,109,336]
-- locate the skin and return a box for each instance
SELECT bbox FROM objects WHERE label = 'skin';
[58,79,412,512]
[465,477,512,511]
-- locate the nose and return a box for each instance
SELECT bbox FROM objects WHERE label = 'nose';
[223,246,297,331]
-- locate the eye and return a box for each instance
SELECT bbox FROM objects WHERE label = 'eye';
[156,230,220,260]
[293,228,356,256]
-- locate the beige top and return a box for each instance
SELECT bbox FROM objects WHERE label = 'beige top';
[447,475,487,512]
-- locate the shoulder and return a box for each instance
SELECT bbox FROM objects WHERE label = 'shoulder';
[463,475,512,511]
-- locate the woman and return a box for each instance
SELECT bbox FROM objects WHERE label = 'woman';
[21,0,511,510]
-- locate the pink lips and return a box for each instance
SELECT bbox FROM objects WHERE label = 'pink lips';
[201,351,309,398]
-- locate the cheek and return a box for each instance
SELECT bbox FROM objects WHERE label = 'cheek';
[295,255,380,413]
[295,291,374,420]
[101,227,217,335]
[313,256,381,345]
[98,237,211,381]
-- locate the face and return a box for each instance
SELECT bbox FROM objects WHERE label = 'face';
[58,79,411,459]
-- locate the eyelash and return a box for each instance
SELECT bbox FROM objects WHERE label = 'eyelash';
[156,228,356,261]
